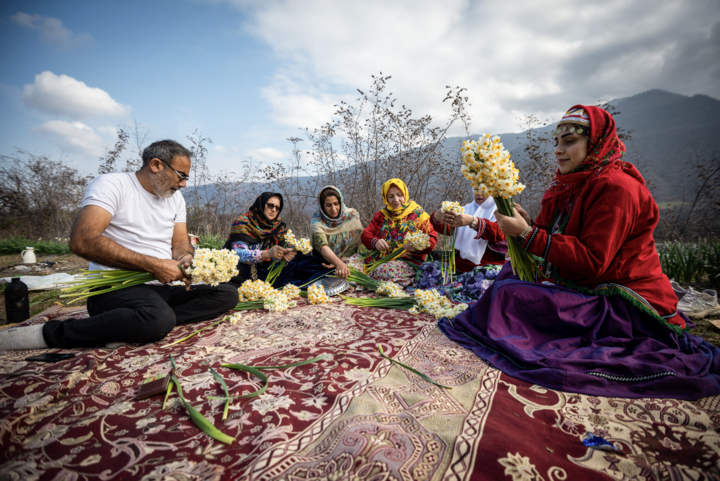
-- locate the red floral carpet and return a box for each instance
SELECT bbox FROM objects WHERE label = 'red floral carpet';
[0,300,718,480]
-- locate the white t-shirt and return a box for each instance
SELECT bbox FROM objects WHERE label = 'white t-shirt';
[81,172,186,270]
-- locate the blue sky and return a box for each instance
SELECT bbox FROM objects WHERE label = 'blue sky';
[1,0,719,175]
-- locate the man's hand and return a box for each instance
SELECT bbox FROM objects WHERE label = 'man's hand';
[178,254,193,290]
[150,258,189,284]
[375,239,390,252]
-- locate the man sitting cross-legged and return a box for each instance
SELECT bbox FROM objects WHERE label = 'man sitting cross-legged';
[0,140,238,350]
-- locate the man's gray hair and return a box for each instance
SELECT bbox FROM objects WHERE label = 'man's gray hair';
[141,140,193,168]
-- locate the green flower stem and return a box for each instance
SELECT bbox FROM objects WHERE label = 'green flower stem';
[378,344,451,390]
[169,355,235,445]
[210,368,230,421]
[341,295,417,310]
[171,373,235,445]
[234,300,265,310]
[365,247,407,274]
[335,266,380,291]
[162,379,174,410]
[266,259,288,285]
[493,196,538,282]
[162,316,230,348]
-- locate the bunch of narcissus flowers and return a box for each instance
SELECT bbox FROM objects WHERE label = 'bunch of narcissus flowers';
[441,201,465,215]
[187,248,240,286]
[284,230,313,255]
[236,279,298,312]
[410,289,468,320]
[238,279,276,301]
[404,231,431,251]
[376,281,410,298]
[280,283,301,299]
[307,284,331,304]
[263,291,296,312]
[460,134,525,199]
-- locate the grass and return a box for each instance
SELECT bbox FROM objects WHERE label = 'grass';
[0,237,71,255]
[658,240,720,288]
[197,233,225,250]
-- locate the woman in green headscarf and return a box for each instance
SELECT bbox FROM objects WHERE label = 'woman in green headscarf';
[309,186,363,279]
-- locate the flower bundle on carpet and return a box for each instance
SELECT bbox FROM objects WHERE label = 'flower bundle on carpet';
[60,249,239,304]
[410,289,468,320]
[236,279,297,312]
[307,283,331,304]
[376,281,410,298]
[460,135,537,281]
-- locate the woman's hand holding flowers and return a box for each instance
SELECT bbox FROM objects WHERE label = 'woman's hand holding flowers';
[404,241,418,253]
[375,239,390,252]
[495,208,529,237]
[334,260,350,279]
[263,245,287,261]
[282,249,296,262]
[513,203,533,225]
[444,211,475,227]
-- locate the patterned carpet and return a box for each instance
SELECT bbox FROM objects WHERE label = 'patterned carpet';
[0,299,718,480]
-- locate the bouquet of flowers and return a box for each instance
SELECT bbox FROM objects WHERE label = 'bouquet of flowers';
[376,281,410,298]
[235,279,298,312]
[365,230,430,275]
[60,249,240,304]
[439,201,464,283]
[266,230,313,285]
[307,283,331,304]
[410,289,468,320]
[460,135,536,281]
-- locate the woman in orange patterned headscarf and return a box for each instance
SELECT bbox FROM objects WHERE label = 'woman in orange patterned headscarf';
[351,179,437,286]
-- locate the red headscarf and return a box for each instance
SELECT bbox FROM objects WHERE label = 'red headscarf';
[534,105,645,231]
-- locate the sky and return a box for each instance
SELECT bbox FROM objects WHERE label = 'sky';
[1,0,718,175]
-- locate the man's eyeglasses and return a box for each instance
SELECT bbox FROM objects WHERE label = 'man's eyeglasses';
[157,158,189,182]
[266,203,281,211]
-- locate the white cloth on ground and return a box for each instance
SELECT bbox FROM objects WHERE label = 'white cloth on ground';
[0,273,78,291]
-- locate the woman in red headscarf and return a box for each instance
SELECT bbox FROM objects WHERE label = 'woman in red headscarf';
[438,106,720,400]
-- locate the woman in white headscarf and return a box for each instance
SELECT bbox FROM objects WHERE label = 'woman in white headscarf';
[430,191,507,272]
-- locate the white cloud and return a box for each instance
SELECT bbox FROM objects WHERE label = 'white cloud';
[245,147,287,162]
[214,145,228,154]
[232,146,239,152]
[230,0,720,133]
[33,120,105,156]
[11,12,92,51]
[96,125,118,138]
[22,71,131,119]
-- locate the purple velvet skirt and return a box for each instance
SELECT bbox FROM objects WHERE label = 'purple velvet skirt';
[438,263,720,400]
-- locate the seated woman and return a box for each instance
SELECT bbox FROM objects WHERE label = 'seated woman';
[224,192,298,287]
[354,179,437,286]
[439,105,720,400]
[430,190,507,272]
[309,186,363,279]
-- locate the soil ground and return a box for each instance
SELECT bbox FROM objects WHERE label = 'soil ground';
[1,254,719,347]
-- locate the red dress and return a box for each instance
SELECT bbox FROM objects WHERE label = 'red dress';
[522,159,681,327]
[429,216,506,270]
[361,211,438,264]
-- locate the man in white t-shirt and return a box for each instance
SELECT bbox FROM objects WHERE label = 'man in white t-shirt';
[0,140,238,350]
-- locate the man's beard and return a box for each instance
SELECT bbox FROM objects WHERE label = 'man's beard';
[149,171,176,199]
